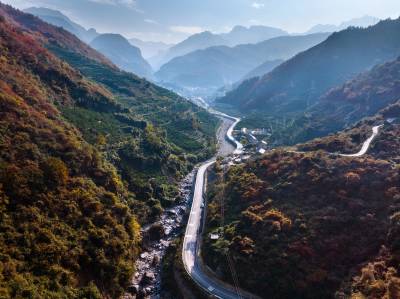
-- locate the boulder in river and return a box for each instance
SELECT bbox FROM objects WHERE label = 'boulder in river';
[148,223,165,240]
[127,284,139,295]
[141,271,156,285]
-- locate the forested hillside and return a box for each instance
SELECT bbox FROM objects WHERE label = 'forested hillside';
[0,4,219,216]
[0,3,218,298]
[204,69,400,298]
[275,56,400,145]
[0,8,140,298]
[204,143,400,298]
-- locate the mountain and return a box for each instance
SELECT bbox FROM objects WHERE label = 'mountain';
[218,18,400,117]
[204,62,400,297]
[306,15,380,34]
[221,25,288,46]
[90,33,153,79]
[1,3,218,214]
[277,56,400,145]
[241,59,284,81]
[23,7,99,43]
[150,31,227,70]
[129,37,173,59]
[0,3,218,297]
[0,4,139,298]
[204,136,400,298]
[26,7,154,79]
[151,25,288,69]
[155,33,330,91]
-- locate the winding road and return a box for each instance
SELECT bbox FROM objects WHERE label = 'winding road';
[339,125,383,157]
[182,114,383,299]
[182,114,257,299]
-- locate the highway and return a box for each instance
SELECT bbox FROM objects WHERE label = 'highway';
[209,110,244,154]
[182,115,256,299]
[182,115,383,298]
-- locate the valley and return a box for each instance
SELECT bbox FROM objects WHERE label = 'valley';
[123,116,236,298]
[181,111,385,299]
[1,1,400,299]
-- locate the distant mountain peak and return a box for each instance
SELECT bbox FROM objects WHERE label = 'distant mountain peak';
[306,15,380,34]
[24,6,66,19]
[93,33,130,44]
[23,6,99,43]
[90,33,153,79]
[151,24,288,69]
[187,30,219,40]
[231,25,247,31]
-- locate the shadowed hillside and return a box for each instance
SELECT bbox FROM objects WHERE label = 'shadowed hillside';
[90,33,153,79]
[156,33,329,90]
[218,18,400,116]
[271,56,400,145]
[0,4,219,297]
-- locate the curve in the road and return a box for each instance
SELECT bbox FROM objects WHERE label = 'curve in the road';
[209,110,244,154]
[339,125,382,157]
[226,118,243,154]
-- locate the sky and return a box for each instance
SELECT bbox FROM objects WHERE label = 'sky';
[4,0,400,43]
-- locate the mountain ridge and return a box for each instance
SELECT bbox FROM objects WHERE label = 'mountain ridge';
[90,33,153,79]
[306,15,380,34]
[155,33,330,93]
[23,6,99,43]
[150,25,289,69]
[218,18,400,117]
[0,4,219,297]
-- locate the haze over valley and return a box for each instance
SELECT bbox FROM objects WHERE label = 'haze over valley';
[2,1,400,298]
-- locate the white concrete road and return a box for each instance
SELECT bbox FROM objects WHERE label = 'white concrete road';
[182,115,255,299]
[182,113,383,298]
[339,125,383,157]
[209,109,243,154]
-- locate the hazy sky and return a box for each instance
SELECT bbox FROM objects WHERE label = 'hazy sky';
[4,0,400,43]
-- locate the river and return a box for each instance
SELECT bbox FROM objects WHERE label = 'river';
[123,116,238,298]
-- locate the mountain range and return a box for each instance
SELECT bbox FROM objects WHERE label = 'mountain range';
[306,15,380,34]
[155,33,330,92]
[23,6,99,43]
[203,27,400,296]
[218,18,400,119]
[280,55,400,144]
[150,25,289,69]
[2,2,400,299]
[25,7,154,79]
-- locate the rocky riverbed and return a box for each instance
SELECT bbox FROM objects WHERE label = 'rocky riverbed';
[123,169,197,299]
[123,116,237,298]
